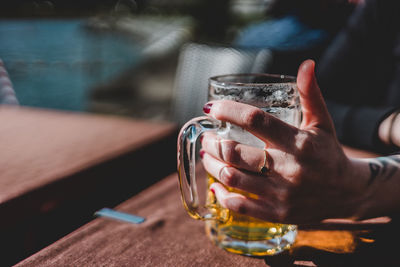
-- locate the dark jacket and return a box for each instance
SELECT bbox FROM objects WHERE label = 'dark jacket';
[316,0,400,153]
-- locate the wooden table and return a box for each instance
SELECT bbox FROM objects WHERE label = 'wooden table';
[0,106,177,266]
[15,146,399,267]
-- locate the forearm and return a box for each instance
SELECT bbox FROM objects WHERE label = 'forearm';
[350,155,400,219]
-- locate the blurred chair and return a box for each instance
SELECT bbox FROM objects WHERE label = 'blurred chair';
[171,43,272,125]
[0,59,19,105]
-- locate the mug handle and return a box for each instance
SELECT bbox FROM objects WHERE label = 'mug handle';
[177,116,221,221]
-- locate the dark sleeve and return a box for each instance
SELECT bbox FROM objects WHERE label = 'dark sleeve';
[326,100,396,152]
[317,0,400,153]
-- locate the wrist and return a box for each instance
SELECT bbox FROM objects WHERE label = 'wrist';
[342,158,374,220]
[348,156,400,220]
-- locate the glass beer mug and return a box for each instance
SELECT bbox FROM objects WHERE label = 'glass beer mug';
[177,73,302,256]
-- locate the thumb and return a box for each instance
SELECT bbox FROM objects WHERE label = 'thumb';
[297,59,335,133]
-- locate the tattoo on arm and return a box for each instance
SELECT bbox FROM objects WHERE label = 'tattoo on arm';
[369,162,380,184]
[368,155,400,185]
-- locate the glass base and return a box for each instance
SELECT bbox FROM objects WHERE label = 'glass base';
[205,221,297,257]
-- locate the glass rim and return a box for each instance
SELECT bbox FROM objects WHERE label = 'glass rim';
[209,73,296,86]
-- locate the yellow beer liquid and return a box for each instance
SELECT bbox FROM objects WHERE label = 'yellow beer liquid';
[205,174,296,256]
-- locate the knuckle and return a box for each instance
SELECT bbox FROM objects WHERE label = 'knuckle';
[299,141,317,157]
[243,109,266,130]
[220,167,238,187]
[281,160,303,186]
[220,140,240,165]
[295,132,323,159]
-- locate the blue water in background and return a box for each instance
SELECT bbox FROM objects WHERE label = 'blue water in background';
[0,19,141,111]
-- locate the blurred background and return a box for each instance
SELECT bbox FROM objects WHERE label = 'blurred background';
[0,0,355,123]
[0,0,272,120]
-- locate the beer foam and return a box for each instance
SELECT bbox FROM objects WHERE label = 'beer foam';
[209,83,298,109]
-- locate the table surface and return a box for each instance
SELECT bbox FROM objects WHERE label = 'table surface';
[16,147,400,267]
[0,106,175,207]
[0,105,178,266]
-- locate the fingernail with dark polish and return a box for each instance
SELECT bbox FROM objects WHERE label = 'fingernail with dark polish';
[199,150,205,159]
[210,188,215,194]
[203,103,213,114]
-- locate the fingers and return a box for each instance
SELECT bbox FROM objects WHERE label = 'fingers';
[210,183,281,222]
[205,100,299,148]
[296,60,335,133]
[202,151,278,196]
[201,132,300,188]
[201,132,266,173]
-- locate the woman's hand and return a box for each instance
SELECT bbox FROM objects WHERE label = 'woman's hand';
[378,111,400,148]
[200,60,370,224]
